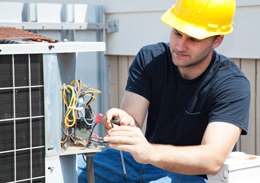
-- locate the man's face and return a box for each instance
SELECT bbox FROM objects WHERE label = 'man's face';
[169,28,217,69]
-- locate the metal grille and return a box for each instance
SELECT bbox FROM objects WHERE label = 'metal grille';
[0,54,45,183]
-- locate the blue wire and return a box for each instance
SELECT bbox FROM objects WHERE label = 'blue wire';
[73,87,78,106]
[79,110,93,126]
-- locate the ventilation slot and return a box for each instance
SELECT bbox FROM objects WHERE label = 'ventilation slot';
[0,54,45,183]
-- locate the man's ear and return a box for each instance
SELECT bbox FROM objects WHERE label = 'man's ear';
[213,35,224,49]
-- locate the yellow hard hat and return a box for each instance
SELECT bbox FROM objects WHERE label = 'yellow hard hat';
[161,0,236,39]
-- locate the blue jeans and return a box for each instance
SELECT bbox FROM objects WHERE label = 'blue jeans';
[78,149,208,183]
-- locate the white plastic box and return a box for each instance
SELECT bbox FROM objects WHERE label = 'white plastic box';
[208,152,260,183]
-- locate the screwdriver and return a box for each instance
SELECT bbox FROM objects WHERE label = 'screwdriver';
[111,116,127,178]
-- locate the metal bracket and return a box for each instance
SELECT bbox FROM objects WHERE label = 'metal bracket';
[106,19,119,33]
[0,20,119,33]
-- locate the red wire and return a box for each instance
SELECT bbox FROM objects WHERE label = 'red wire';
[89,129,102,139]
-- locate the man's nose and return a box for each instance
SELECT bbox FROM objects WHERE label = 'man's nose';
[176,37,188,51]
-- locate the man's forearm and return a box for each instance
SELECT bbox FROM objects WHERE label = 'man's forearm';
[148,143,225,175]
[106,122,240,176]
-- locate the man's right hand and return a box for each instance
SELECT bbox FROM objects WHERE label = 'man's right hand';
[102,108,136,134]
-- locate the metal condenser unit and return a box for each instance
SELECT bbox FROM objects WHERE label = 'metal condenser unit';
[0,41,105,183]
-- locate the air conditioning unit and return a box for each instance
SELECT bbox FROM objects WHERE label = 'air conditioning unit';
[0,41,105,183]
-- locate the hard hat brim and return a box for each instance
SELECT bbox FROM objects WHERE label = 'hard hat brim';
[161,7,233,40]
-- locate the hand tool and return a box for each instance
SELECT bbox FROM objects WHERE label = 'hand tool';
[111,116,127,178]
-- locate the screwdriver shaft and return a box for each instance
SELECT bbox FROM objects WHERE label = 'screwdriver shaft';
[111,118,127,177]
[120,150,127,177]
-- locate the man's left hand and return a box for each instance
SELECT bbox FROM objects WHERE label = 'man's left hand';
[104,125,153,164]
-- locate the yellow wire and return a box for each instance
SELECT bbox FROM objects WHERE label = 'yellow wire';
[84,94,96,104]
[82,83,101,94]
[63,85,77,127]
[62,81,101,130]
[81,83,101,104]
[71,80,79,91]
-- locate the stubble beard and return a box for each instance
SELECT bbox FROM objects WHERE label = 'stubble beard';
[172,46,213,69]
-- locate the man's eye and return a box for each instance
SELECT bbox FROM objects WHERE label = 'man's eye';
[174,32,181,36]
[189,38,199,42]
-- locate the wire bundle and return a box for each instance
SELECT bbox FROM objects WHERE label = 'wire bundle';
[61,80,101,146]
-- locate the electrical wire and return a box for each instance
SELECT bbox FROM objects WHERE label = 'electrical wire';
[62,125,75,137]
[79,84,101,105]
[91,138,107,143]
[61,80,102,147]
[89,130,102,139]
[82,83,101,94]
[88,123,97,142]
[63,85,77,127]
[82,154,88,163]
[86,107,96,121]
[79,110,93,126]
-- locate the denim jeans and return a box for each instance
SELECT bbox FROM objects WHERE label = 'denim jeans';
[78,149,208,183]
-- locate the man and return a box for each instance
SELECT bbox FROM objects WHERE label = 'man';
[79,0,250,182]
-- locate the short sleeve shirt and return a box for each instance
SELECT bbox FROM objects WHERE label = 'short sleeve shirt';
[126,42,250,146]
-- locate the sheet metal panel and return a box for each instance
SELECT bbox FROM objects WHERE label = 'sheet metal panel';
[0,42,105,55]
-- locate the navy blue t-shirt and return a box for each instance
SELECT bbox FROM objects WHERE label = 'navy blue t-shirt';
[126,42,250,146]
